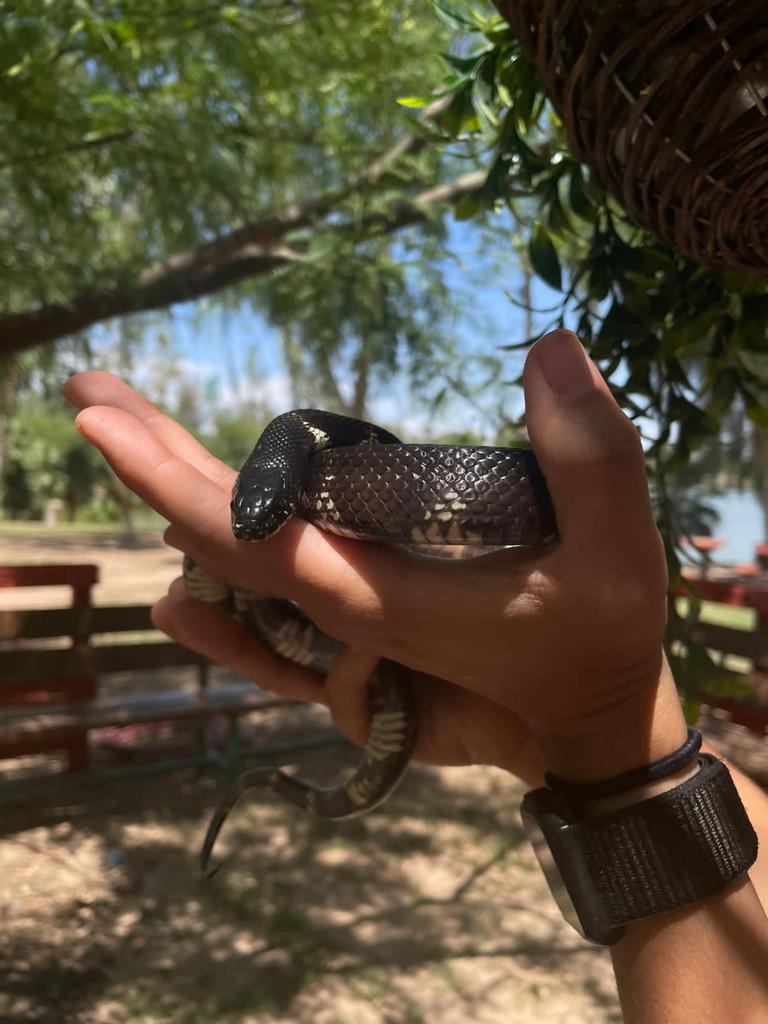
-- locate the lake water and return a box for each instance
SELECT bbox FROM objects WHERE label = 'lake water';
[709,490,764,564]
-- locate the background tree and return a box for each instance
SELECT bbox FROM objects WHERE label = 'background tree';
[2,398,115,521]
[256,237,454,419]
[3,0,764,709]
[1,0,516,506]
[0,0,483,354]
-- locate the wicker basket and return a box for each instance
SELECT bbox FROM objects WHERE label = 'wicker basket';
[494,1,768,274]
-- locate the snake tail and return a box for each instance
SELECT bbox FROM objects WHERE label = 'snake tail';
[199,661,416,875]
[200,766,276,877]
[269,660,417,819]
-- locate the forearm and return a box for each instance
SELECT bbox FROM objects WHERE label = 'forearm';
[604,758,768,1024]
[534,665,768,1024]
[612,877,767,1024]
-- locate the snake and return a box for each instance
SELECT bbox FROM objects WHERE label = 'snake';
[182,409,557,874]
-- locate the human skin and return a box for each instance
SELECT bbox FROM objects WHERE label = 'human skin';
[65,329,768,1022]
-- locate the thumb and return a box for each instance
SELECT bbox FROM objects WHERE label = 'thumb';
[523,330,657,553]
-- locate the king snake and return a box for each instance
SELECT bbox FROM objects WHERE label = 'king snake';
[182,409,557,873]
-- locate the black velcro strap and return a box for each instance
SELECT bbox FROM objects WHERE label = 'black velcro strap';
[574,755,758,926]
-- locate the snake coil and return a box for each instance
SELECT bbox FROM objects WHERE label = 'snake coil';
[183,409,556,873]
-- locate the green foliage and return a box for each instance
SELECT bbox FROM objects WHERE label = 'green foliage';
[0,0,449,314]
[202,410,269,472]
[429,2,768,491]
[256,239,452,416]
[427,3,768,698]
[1,401,114,520]
[528,222,561,291]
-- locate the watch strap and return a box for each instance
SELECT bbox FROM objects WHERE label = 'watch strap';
[574,754,758,927]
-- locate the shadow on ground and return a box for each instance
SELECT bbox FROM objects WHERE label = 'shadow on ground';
[0,747,619,1024]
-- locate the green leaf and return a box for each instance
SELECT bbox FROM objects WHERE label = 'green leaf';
[453,191,487,221]
[500,114,549,173]
[510,56,540,132]
[597,301,644,345]
[545,187,571,235]
[658,312,718,358]
[432,0,476,30]
[568,164,593,219]
[442,51,489,76]
[483,22,515,47]
[396,96,433,108]
[682,697,701,725]
[739,349,768,381]
[442,87,480,138]
[745,401,768,427]
[5,59,30,78]
[528,223,562,291]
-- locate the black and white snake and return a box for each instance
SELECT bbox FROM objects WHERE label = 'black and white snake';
[183,409,557,873]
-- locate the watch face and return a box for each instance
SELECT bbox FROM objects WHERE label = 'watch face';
[521,804,586,938]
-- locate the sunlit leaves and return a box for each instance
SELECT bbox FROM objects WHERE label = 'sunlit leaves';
[432,0,476,30]
[397,96,435,108]
[1,1,451,313]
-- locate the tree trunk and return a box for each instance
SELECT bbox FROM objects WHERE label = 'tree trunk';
[316,350,348,414]
[111,476,137,546]
[753,426,768,541]
[0,360,20,512]
[522,261,534,342]
[279,325,307,408]
[350,345,371,420]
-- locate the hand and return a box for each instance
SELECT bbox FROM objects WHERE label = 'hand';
[65,330,684,783]
[63,369,546,785]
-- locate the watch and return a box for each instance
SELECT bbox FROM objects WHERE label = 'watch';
[520,754,758,945]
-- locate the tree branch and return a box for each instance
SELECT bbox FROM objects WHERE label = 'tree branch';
[0,129,135,169]
[0,169,484,356]
[0,96,473,356]
[334,170,486,239]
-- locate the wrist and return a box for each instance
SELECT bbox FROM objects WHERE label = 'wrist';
[531,655,688,786]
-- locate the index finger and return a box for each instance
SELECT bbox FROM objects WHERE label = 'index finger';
[65,371,236,491]
[76,404,235,543]
[74,403,414,625]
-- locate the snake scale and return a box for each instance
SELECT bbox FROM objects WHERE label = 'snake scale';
[183,409,557,873]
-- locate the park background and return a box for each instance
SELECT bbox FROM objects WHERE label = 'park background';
[2,3,768,1023]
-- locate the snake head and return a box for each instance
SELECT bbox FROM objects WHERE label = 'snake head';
[231,467,295,541]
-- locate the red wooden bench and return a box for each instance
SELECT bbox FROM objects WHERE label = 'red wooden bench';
[678,570,768,737]
[0,564,294,775]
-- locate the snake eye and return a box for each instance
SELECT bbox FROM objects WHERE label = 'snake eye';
[231,467,293,541]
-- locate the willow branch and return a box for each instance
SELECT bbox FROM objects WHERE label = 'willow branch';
[0,167,483,355]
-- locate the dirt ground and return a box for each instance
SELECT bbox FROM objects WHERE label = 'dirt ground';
[1,528,766,1024]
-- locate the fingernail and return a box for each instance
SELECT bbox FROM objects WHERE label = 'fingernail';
[534,331,597,397]
[74,411,91,438]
